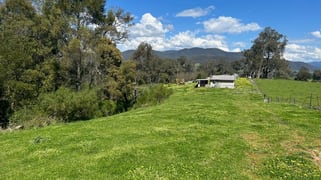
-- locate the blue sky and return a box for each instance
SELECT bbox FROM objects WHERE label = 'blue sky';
[105,0,321,62]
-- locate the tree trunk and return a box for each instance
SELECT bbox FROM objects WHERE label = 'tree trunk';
[256,58,264,79]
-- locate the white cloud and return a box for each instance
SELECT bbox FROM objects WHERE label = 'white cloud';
[232,48,242,52]
[284,43,321,62]
[118,13,230,52]
[311,30,321,38]
[233,42,246,48]
[176,6,215,18]
[290,38,315,44]
[129,13,169,37]
[164,24,174,31]
[203,16,261,34]
[117,13,168,51]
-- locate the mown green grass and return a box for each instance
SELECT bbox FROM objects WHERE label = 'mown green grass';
[1,79,321,179]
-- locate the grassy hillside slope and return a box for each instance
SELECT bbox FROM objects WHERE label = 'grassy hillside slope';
[1,79,321,179]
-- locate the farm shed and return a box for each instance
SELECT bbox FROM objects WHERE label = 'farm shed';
[196,75,237,88]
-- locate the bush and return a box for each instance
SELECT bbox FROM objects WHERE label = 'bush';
[295,67,311,81]
[9,85,173,128]
[98,100,117,117]
[37,87,101,122]
[134,84,173,108]
[10,107,55,128]
[10,87,118,128]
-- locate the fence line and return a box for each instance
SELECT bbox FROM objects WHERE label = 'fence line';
[263,94,321,110]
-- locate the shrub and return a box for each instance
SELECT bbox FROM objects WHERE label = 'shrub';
[9,106,54,128]
[10,87,116,128]
[98,100,117,117]
[37,87,101,122]
[134,84,173,108]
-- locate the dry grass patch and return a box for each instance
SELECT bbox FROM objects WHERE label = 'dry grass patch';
[280,131,321,167]
[280,131,305,154]
[242,133,271,165]
[310,149,321,167]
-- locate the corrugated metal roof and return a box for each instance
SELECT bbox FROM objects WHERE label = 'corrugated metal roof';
[210,75,236,81]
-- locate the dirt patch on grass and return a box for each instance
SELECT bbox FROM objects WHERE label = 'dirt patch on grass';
[310,149,321,167]
[242,133,270,164]
[242,133,271,179]
[242,133,272,151]
[281,132,321,168]
[280,131,305,153]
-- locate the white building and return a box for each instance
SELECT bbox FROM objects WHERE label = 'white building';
[196,74,237,88]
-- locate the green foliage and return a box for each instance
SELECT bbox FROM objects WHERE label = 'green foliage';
[0,0,135,127]
[200,60,235,77]
[295,67,311,81]
[5,80,39,109]
[0,99,10,128]
[242,27,290,79]
[312,69,321,81]
[37,87,101,122]
[132,43,195,84]
[9,106,53,128]
[10,87,111,128]
[134,84,173,108]
[98,100,117,117]
[9,84,137,128]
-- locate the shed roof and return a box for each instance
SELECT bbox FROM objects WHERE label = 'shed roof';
[210,75,236,81]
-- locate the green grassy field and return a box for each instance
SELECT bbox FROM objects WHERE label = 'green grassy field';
[256,79,321,106]
[1,79,321,179]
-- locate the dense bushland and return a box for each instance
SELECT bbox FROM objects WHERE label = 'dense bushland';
[10,87,103,128]
[9,84,174,128]
[0,0,134,128]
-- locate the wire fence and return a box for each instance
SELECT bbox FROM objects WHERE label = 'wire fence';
[263,94,321,110]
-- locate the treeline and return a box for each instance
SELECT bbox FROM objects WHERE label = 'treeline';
[295,67,321,81]
[130,42,240,84]
[0,0,173,129]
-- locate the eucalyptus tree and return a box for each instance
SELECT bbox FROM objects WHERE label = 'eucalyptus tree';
[0,0,44,109]
[132,42,154,84]
[243,27,289,79]
[42,0,133,90]
[296,67,311,81]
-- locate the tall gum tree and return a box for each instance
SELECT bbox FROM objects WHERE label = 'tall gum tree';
[54,0,133,90]
[243,27,289,79]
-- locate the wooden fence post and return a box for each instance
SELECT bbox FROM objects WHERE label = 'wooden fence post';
[310,94,313,109]
[294,98,296,104]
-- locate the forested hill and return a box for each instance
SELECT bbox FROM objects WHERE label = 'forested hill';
[122,47,320,71]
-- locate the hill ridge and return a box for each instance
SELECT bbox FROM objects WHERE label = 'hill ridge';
[122,47,320,71]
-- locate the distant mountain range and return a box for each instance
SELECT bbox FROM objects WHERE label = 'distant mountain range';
[122,47,321,72]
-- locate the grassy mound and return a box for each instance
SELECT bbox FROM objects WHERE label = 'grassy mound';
[1,79,320,179]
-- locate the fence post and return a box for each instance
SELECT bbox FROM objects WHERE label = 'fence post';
[294,98,296,104]
[310,94,313,109]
